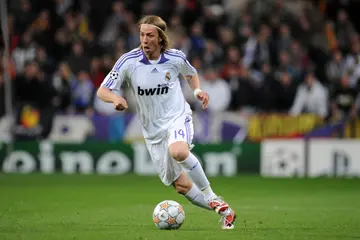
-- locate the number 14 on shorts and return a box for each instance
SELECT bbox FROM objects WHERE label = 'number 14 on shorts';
[174,129,185,139]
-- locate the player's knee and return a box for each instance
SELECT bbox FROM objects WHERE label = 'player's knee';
[170,149,188,161]
[169,143,189,161]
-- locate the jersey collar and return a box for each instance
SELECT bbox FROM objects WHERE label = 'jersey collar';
[139,50,169,65]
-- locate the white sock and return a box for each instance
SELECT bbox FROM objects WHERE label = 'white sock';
[202,185,216,202]
[185,185,212,210]
[179,153,216,201]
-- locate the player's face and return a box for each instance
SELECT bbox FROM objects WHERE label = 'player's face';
[140,25,161,58]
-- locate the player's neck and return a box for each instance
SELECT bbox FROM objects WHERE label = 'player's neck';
[146,50,161,60]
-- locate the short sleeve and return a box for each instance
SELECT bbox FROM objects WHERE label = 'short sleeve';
[101,66,127,90]
[174,50,197,76]
[100,52,137,90]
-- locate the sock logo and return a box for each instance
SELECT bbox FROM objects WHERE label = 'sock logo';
[189,161,199,171]
[138,85,169,96]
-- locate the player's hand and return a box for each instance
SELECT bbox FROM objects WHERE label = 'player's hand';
[113,96,128,111]
[196,91,209,109]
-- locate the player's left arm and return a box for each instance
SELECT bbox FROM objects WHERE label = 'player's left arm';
[176,50,209,109]
[184,74,209,109]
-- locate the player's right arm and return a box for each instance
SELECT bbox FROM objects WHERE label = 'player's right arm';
[97,56,131,111]
[97,87,128,111]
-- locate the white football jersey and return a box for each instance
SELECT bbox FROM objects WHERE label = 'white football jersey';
[100,48,197,141]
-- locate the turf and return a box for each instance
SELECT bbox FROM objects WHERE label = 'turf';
[0,174,359,240]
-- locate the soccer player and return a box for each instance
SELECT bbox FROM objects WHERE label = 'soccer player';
[97,15,236,229]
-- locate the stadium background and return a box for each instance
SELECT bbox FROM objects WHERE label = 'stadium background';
[1,0,360,176]
[0,0,360,239]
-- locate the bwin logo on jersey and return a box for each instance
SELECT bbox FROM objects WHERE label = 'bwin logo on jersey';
[138,85,169,96]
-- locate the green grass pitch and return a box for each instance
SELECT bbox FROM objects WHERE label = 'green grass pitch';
[0,174,359,240]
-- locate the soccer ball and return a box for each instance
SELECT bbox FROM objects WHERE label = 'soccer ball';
[152,200,185,230]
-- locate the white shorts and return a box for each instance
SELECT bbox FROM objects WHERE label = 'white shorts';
[145,114,194,186]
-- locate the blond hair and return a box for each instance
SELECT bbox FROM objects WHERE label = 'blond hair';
[137,15,170,52]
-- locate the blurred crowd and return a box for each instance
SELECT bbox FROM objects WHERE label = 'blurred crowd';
[0,0,360,122]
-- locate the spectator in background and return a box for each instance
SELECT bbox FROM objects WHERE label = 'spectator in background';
[197,67,231,112]
[189,21,206,58]
[2,0,360,128]
[290,71,328,118]
[325,21,338,52]
[113,38,127,60]
[249,62,270,87]
[71,70,94,113]
[89,57,105,88]
[85,31,104,58]
[202,5,223,42]
[242,26,257,67]
[249,24,272,71]
[203,40,223,69]
[12,32,37,74]
[14,61,56,108]
[167,14,183,40]
[259,69,297,113]
[62,12,81,43]
[330,74,358,120]
[30,10,53,52]
[13,0,35,35]
[298,1,316,47]
[228,66,257,112]
[53,28,72,62]
[218,26,235,52]
[35,46,56,77]
[335,9,356,53]
[52,62,75,113]
[66,40,91,74]
[289,40,308,81]
[257,63,278,112]
[220,46,242,80]
[231,12,253,46]
[344,40,360,88]
[174,28,192,57]
[276,50,296,80]
[98,0,127,50]
[326,50,346,85]
[276,24,293,53]
[125,18,141,50]
[101,54,115,74]
[276,71,297,112]
[55,0,74,17]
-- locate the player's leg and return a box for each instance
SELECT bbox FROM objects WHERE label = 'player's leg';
[169,141,236,229]
[168,115,216,201]
[144,137,210,211]
[169,141,215,200]
[168,115,236,229]
[171,171,212,210]
[145,137,211,211]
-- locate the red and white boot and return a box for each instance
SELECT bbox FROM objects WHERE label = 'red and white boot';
[208,197,236,229]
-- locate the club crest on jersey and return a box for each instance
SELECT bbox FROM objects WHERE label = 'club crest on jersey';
[165,72,171,81]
